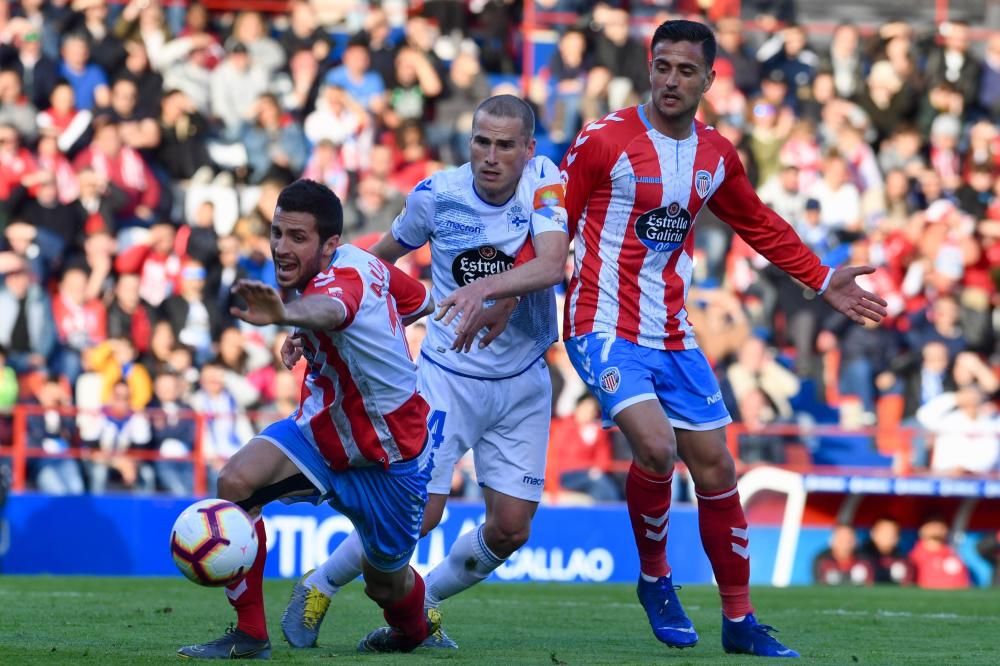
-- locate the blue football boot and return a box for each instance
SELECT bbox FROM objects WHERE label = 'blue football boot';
[722,613,799,658]
[636,575,698,648]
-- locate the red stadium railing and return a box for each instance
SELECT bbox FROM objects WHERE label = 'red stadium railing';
[5,404,997,502]
[0,404,284,496]
[197,0,291,13]
[104,0,293,11]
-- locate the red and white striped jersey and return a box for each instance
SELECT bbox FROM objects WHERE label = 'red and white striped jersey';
[294,244,431,469]
[560,106,833,350]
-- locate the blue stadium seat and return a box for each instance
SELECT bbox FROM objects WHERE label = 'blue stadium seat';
[789,378,840,424]
[531,39,557,75]
[812,434,893,467]
[327,30,351,63]
[534,135,569,165]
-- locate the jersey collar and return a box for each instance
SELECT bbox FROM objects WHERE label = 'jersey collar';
[472,179,518,208]
[637,105,696,142]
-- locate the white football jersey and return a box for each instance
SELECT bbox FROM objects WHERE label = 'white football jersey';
[392,156,568,379]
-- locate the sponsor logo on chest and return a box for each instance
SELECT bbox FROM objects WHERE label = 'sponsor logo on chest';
[634,201,693,252]
[451,246,515,286]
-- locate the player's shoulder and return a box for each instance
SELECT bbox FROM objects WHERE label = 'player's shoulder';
[563,107,648,173]
[695,120,737,158]
[525,155,559,178]
[578,107,647,148]
[405,164,465,201]
[423,163,473,194]
[303,252,365,301]
[326,244,372,276]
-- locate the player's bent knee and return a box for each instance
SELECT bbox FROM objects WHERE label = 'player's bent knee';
[216,466,255,505]
[691,452,737,491]
[633,446,675,476]
[483,521,531,558]
[708,455,738,489]
[363,576,401,607]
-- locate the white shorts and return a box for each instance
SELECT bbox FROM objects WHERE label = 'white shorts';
[418,357,552,502]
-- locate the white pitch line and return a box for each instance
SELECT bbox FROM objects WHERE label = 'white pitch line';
[0,590,96,598]
[479,601,985,621]
[821,608,983,620]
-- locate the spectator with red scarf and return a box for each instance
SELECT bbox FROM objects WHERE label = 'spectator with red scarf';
[113,220,185,308]
[51,265,107,382]
[73,115,160,230]
[105,273,154,355]
[0,124,36,203]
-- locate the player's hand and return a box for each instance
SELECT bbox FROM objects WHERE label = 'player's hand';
[280,334,304,369]
[435,280,490,337]
[451,296,518,353]
[230,279,287,326]
[821,265,888,325]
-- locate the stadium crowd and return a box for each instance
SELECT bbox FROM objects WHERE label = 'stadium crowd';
[0,0,997,524]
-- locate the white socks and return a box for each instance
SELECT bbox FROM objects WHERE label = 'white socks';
[425,524,505,608]
[307,530,363,597]
[306,523,507,607]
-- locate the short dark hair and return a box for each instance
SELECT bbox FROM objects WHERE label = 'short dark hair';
[650,19,717,69]
[346,33,370,50]
[275,179,343,241]
[62,31,89,47]
[473,94,535,142]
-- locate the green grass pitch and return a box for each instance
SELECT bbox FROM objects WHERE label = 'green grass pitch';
[1,576,998,664]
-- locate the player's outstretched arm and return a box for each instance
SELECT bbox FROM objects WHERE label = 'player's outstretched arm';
[820,266,889,325]
[369,232,412,265]
[436,229,567,336]
[230,279,347,330]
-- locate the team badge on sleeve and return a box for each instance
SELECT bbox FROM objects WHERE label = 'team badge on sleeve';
[507,203,529,232]
[695,170,712,199]
[533,184,566,210]
[599,367,622,394]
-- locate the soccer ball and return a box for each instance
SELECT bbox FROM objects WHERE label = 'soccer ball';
[170,499,258,587]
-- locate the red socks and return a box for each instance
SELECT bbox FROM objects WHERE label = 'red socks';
[626,463,673,579]
[226,517,268,640]
[382,568,431,647]
[696,484,753,619]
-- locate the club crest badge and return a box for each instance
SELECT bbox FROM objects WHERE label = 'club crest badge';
[507,203,529,232]
[599,367,621,394]
[695,170,712,199]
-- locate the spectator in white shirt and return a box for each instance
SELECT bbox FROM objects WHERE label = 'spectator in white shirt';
[918,382,1000,475]
[807,153,862,232]
[88,380,153,493]
[190,360,254,493]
